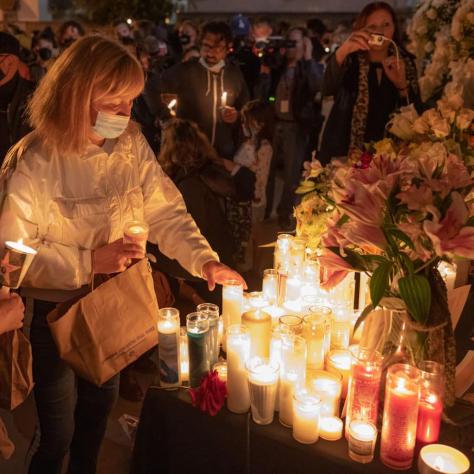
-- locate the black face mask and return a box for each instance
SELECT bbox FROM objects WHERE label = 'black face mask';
[62,37,75,48]
[38,47,52,61]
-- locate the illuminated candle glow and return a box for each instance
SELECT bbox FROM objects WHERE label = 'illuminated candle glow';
[380,364,420,470]
[319,416,343,441]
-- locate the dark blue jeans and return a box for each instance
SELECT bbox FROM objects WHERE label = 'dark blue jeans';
[28,300,119,474]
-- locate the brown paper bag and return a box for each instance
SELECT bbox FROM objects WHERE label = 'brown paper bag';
[47,258,159,386]
[0,329,34,410]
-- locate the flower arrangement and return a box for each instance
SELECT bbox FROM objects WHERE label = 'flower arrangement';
[294,159,334,250]
[408,0,474,102]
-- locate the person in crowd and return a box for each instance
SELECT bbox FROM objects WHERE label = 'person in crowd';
[255,27,323,230]
[182,46,200,63]
[30,31,56,84]
[0,32,34,164]
[319,1,421,164]
[178,19,200,57]
[306,17,328,62]
[229,14,262,99]
[114,19,134,43]
[0,36,245,474]
[154,118,236,304]
[217,100,275,266]
[161,21,249,159]
[251,16,273,44]
[57,20,85,50]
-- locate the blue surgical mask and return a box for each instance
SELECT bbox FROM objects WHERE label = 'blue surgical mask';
[92,111,130,139]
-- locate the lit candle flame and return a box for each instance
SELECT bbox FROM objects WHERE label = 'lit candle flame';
[434,456,444,470]
[167,99,177,110]
[18,238,24,245]
[427,393,438,404]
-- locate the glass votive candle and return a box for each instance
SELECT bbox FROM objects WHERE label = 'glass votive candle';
[348,420,377,464]
[319,416,343,441]
[197,303,220,367]
[274,233,293,270]
[308,305,332,354]
[309,370,342,417]
[179,327,189,385]
[226,325,251,414]
[416,361,444,448]
[381,363,421,470]
[262,269,278,306]
[330,319,351,350]
[345,348,382,434]
[246,357,279,425]
[222,280,243,331]
[326,349,352,398]
[242,309,272,358]
[213,361,227,382]
[418,444,470,474]
[303,306,332,371]
[293,389,321,444]
[123,220,149,251]
[186,312,210,388]
[279,334,307,427]
[157,308,181,388]
[279,315,303,336]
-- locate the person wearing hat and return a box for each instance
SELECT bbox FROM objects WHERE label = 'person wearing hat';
[0,32,34,164]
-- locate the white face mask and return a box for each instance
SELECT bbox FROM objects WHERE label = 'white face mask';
[92,111,130,139]
[199,56,226,74]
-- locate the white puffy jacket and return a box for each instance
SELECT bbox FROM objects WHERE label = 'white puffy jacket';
[0,127,219,299]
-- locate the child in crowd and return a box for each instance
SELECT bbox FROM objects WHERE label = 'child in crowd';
[220,100,275,266]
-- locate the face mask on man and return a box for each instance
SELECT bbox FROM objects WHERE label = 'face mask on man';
[199,56,225,74]
[92,111,130,139]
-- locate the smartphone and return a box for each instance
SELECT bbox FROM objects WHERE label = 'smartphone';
[368,33,385,46]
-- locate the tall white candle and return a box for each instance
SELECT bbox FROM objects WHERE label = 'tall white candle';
[247,358,279,425]
[226,325,250,414]
[222,280,243,329]
[158,308,181,387]
[221,91,227,107]
[309,370,342,417]
[326,349,352,398]
[293,390,321,444]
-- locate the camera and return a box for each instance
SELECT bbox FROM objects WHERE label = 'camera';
[255,36,297,53]
[368,33,385,46]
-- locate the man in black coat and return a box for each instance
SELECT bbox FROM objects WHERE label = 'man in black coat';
[161,21,249,159]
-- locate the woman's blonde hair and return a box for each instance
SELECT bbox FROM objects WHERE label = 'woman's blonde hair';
[159,119,218,176]
[28,35,144,155]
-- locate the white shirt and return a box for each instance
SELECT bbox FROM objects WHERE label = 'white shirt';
[0,127,219,299]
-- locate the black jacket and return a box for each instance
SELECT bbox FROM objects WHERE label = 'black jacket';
[319,52,421,164]
[161,59,249,158]
[255,58,324,130]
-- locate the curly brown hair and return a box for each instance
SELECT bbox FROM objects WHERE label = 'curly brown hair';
[159,119,219,176]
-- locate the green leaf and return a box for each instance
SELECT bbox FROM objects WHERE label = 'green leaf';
[389,228,415,250]
[354,304,374,333]
[398,274,431,324]
[328,247,367,272]
[370,262,392,308]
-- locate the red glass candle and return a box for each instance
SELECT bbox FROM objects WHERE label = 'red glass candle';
[416,361,444,448]
[345,348,382,437]
[381,364,420,470]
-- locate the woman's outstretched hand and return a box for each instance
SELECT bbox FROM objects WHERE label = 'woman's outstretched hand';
[202,261,248,291]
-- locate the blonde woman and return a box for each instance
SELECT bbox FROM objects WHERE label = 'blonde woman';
[0,36,245,474]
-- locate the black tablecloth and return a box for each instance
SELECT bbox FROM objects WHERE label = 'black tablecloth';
[131,387,474,474]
